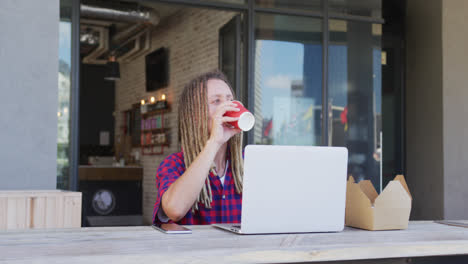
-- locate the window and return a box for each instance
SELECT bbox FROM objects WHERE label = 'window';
[253,13,323,146]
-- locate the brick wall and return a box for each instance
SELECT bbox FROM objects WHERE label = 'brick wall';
[115,7,237,224]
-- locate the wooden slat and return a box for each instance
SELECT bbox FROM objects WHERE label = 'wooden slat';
[6,198,29,230]
[32,197,46,228]
[45,196,56,229]
[0,222,467,263]
[56,195,65,228]
[63,196,81,228]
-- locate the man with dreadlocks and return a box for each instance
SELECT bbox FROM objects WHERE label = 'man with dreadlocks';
[152,71,245,225]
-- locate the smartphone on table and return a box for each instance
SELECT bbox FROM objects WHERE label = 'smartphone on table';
[152,223,192,234]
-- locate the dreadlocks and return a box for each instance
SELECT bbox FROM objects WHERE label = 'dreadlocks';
[178,70,244,211]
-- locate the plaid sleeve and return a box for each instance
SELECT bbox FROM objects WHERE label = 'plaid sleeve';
[152,153,185,224]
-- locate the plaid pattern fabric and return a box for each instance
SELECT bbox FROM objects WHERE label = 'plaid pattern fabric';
[153,152,242,225]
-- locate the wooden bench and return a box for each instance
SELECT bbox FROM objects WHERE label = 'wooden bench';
[0,190,81,230]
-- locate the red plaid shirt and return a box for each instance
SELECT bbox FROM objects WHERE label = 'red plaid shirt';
[153,152,242,225]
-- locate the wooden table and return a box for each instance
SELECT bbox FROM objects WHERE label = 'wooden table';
[0,221,467,263]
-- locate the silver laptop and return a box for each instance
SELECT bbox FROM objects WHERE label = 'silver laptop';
[213,145,348,234]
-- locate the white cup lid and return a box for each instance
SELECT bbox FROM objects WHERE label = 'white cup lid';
[238,112,255,131]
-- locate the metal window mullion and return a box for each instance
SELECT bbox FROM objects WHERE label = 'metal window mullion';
[253,7,323,18]
[235,15,241,101]
[329,13,384,24]
[147,0,248,11]
[246,0,255,144]
[400,39,407,176]
[150,0,383,23]
[69,0,80,192]
[321,0,329,146]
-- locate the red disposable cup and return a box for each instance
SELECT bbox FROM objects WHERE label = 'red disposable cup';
[224,101,255,131]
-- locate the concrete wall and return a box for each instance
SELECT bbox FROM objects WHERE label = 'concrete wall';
[115,8,237,224]
[442,0,468,220]
[406,0,468,220]
[406,0,444,220]
[0,0,59,189]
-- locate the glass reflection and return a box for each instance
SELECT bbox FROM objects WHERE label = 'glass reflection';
[57,0,72,190]
[254,14,322,146]
[328,19,382,191]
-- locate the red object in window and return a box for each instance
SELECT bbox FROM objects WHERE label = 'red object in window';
[340,106,348,125]
[264,120,273,137]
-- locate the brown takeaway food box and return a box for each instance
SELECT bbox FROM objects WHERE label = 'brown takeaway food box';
[345,175,412,231]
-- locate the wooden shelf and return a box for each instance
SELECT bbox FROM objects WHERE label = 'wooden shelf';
[141,143,169,147]
[140,104,170,155]
[141,128,169,133]
[141,107,170,117]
